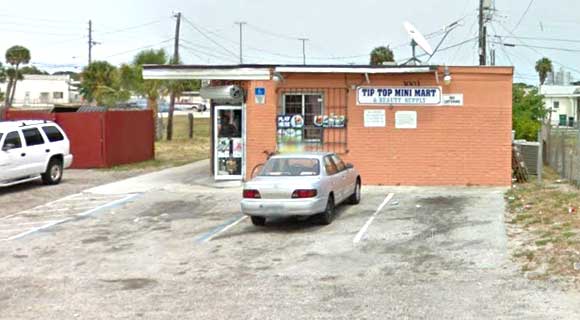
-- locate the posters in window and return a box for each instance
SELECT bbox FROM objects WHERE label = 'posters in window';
[313,115,346,128]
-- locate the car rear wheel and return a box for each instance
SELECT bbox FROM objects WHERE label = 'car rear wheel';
[318,195,335,225]
[348,179,361,205]
[42,158,63,185]
[251,216,266,226]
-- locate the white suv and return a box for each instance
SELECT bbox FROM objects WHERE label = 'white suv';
[0,120,73,187]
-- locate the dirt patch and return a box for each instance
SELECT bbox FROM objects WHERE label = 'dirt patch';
[99,278,158,291]
[506,167,580,284]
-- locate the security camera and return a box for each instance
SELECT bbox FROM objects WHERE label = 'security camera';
[443,74,452,85]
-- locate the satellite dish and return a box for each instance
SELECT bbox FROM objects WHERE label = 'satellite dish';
[404,21,434,56]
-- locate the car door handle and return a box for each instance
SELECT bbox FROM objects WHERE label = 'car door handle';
[45,149,50,153]
[21,153,26,157]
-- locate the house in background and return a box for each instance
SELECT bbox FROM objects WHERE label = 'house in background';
[540,85,580,127]
[2,74,81,108]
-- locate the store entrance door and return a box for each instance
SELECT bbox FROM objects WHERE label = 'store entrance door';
[214,106,244,180]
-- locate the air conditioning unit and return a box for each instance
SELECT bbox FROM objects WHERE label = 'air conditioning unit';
[200,85,244,103]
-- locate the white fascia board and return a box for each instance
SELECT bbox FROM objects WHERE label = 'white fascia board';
[143,68,271,80]
[274,66,433,74]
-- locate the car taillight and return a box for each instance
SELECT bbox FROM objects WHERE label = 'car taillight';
[243,189,261,199]
[291,189,318,199]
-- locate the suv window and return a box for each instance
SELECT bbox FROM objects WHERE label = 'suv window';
[22,128,45,146]
[42,126,64,142]
[331,154,346,172]
[3,131,22,149]
[324,156,338,175]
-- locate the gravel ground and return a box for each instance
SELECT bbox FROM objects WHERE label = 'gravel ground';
[1,164,580,319]
[0,169,147,218]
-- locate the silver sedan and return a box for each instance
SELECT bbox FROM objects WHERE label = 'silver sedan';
[241,152,361,226]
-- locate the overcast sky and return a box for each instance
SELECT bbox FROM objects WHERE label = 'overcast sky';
[0,0,578,84]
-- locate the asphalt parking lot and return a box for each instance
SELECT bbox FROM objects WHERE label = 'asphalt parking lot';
[1,161,580,319]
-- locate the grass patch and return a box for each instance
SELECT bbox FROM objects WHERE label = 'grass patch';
[107,116,210,171]
[507,165,580,280]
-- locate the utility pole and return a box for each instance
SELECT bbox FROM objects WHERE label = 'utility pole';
[88,20,93,65]
[478,0,486,65]
[299,38,308,65]
[235,21,246,64]
[88,20,99,65]
[167,12,181,141]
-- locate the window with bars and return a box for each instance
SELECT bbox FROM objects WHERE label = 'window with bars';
[277,88,348,154]
[282,93,323,141]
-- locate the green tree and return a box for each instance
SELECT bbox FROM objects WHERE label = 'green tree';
[0,62,5,116]
[512,83,546,141]
[80,61,128,107]
[4,45,31,107]
[370,46,395,65]
[20,65,48,75]
[535,57,553,85]
[119,49,168,139]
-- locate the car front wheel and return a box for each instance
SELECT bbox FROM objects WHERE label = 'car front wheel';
[42,158,63,185]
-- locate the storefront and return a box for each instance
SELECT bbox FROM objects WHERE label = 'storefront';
[143,64,513,186]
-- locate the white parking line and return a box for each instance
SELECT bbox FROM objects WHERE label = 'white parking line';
[3,193,140,241]
[353,193,395,244]
[198,215,248,243]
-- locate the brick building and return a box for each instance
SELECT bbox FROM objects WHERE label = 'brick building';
[143,65,513,186]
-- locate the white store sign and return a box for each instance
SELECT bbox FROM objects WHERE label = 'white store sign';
[357,86,442,105]
[395,111,417,129]
[442,93,464,106]
[364,109,386,127]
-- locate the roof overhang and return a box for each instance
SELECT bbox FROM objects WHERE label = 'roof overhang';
[274,66,435,74]
[142,64,440,81]
[142,66,271,80]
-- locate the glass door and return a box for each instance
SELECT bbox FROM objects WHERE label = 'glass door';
[214,106,244,180]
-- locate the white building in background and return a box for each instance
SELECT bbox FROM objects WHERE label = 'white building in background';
[546,67,574,86]
[2,74,81,108]
[541,85,580,127]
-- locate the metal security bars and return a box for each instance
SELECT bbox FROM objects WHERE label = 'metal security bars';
[276,88,348,154]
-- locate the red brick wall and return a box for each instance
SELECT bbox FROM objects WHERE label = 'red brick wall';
[242,66,513,186]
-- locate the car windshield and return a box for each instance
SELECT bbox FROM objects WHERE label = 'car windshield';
[260,158,320,176]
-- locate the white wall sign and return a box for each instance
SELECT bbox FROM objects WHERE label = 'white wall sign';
[254,87,266,104]
[357,86,441,105]
[395,111,417,129]
[442,94,464,106]
[364,109,386,127]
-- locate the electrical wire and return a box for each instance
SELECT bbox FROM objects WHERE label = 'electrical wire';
[102,39,173,59]
[95,19,166,36]
[511,0,535,32]
[182,17,239,59]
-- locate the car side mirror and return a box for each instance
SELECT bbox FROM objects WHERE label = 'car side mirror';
[2,143,16,151]
[345,163,354,169]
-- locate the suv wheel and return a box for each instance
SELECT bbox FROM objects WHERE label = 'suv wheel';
[42,158,63,185]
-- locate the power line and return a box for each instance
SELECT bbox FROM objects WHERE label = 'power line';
[245,23,299,41]
[103,39,173,59]
[497,21,580,76]
[397,37,478,63]
[95,19,165,36]
[492,42,580,53]
[181,17,239,59]
[180,44,238,63]
[512,0,535,32]
[498,35,580,44]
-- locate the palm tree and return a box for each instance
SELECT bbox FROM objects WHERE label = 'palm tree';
[370,46,395,65]
[5,45,31,107]
[120,49,168,140]
[535,57,553,85]
[80,61,127,106]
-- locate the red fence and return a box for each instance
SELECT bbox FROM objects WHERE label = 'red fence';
[6,110,154,168]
